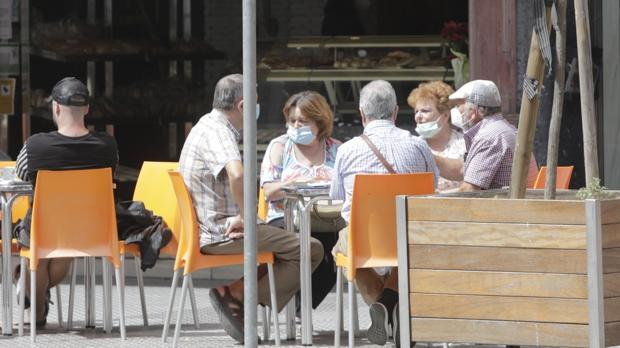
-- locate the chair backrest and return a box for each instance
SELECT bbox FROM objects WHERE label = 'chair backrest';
[0,161,29,223]
[533,165,574,189]
[168,170,202,275]
[258,187,268,222]
[347,173,435,280]
[30,168,120,269]
[133,161,180,257]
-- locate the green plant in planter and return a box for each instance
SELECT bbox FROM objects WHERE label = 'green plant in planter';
[576,177,617,199]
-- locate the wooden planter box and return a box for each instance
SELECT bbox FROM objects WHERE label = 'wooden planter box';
[395,190,620,348]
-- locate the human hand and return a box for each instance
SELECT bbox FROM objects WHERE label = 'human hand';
[225,215,244,239]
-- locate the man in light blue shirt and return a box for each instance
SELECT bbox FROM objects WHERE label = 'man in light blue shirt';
[330,80,438,346]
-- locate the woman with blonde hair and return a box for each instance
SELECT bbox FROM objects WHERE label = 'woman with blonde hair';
[260,90,342,309]
[408,81,466,191]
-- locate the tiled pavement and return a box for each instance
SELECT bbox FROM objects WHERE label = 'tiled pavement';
[0,276,519,348]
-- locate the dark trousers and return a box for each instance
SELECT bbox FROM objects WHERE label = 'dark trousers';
[269,218,337,309]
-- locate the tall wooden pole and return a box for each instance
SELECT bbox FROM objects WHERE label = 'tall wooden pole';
[509,2,552,198]
[575,0,600,183]
[545,0,567,199]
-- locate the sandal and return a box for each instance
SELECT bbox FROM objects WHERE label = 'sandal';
[209,286,245,343]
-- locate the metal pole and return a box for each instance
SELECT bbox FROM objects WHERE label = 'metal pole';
[20,0,31,142]
[242,0,257,346]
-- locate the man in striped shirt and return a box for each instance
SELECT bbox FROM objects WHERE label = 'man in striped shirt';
[330,80,438,346]
[179,74,323,343]
[434,80,537,191]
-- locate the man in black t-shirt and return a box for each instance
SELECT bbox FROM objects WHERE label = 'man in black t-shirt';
[14,77,118,328]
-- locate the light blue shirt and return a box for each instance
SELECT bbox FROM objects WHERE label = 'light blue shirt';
[329,120,438,222]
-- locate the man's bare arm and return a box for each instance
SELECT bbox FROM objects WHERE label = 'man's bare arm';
[433,155,465,181]
[225,160,244,216]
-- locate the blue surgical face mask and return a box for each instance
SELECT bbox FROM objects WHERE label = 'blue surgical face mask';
[287,126,316,145]
[415,120,441,139]
[255,103,260,120]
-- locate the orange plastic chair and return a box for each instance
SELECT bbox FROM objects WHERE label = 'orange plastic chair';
[17,168,126,342]
[532,165,574,189]
[165,171,281,346]
[258,187,268,222]
[0,161,29,223]
[334,173,435,348]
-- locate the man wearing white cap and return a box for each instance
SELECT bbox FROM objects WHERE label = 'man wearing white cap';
[434,80,537,191]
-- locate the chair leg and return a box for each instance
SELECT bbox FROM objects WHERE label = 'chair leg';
[67,258,77,330]
[261,306,269,342]
[162,269,180,342]
[55,285,63,327]
[334,267,343,348]
[134,256,149,326]
[267,263,281,346]
[18,257,26,336]
[101,257,111,334]
[114,267,126,340]
[31,269,37,343]
[187,276,200,329]
[347,280,354,348]
[172,274,190,348]
[285,299,296,340]
[351,285,359,336]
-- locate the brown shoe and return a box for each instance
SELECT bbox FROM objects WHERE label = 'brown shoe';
[209,287,244,343]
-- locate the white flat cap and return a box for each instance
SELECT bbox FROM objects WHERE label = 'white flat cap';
[449,80,501,107]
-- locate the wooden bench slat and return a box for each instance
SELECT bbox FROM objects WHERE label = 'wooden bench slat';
[409,221,586,249]
[408,196,585,224]
[410,318,588,347]
[410,293,588,323]
[409,269,588,298]
[409,245,586,274]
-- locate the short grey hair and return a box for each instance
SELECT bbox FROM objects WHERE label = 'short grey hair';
[212,74,243,110]
[464,101,502,118]
[359,80,397,120]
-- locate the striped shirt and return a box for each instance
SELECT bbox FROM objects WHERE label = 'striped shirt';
[179,110,242,246]
[330,120,439,222]
[463,114,538,189]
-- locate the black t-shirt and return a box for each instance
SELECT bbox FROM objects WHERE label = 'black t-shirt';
[19,131,118,185]
[14,131,118,246]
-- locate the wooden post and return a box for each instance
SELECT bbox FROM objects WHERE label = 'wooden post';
[575,0,600,183]
[509,2,552,198]
[545,0,567,200]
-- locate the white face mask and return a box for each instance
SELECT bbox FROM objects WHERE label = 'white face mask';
[450,107,471,130]
[287,125,316,145]
[415,120,441,139]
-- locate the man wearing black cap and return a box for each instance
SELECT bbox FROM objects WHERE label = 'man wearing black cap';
[14,77,118,328]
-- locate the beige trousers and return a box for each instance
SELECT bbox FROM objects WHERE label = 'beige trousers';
[332,226,394,305]
[201,224,324,312]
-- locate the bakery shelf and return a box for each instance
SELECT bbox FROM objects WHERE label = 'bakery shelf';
[286,35,444,48]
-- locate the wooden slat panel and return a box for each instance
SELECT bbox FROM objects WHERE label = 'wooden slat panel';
[604,273,620,298]
[603,224,620,248]
[605,321,620,346]
[601,199,620,224]
[604,248,620,273]
[605,297,620,322]
[410,293,588,323]
[408,196,585,224]
[409,270,587,298]
[409,221,586,249]
[410,318,587,347]
[409,245,586,274]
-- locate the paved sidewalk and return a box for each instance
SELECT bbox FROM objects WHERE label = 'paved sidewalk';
[0,277,515,348]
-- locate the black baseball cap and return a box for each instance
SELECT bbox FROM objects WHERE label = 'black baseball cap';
[46,77,90,106]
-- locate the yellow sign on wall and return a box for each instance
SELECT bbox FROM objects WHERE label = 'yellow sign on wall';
[0,78,15,115]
